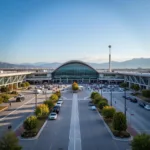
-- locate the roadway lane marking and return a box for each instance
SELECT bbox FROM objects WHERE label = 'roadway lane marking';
[0,97,35,121]
[68,94,82,150]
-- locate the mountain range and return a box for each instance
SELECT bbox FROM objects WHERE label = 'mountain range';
[0,58,150,69]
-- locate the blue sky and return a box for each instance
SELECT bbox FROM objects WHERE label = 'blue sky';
[0,0,150,64]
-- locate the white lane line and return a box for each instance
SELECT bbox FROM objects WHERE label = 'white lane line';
[68,94,82,150]
[0,97,35,121]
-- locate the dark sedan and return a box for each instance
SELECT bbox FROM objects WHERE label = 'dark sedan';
[130,98,138,103]
[139,102,146,108]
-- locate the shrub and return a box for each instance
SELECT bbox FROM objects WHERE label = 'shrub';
[98,101,108,110]
[35,104,49,118]
[13,84,17,90]
[49,94,58,102]
[113,112,127,132]
[72,82,79,91]
[0,131,22,150]
[0,97,3,104]
[0,86,10,93]
[131,133,150,150]
[21,83,26,88]
[90,92,99,99]
[23,116,37,131]
[1,94,10,103]
[24,82,30,87]
[55,91,61,98]
[120,82,128,88]
[44,100,54,110]
[102,106,116,119]
[142,90,150,98]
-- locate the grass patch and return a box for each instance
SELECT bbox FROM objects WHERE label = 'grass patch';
[0,106,7,111]
[21,117,47,138]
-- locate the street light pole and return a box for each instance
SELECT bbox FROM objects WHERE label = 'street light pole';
[124,88,127,117]
[35,93,37,108]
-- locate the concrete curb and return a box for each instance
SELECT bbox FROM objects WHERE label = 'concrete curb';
[96,109,133,142]
[19,120,48,141]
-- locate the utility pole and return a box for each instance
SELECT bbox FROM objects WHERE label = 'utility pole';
[35,93,37,108]
[124,88,127,117]
[110,88,112,106]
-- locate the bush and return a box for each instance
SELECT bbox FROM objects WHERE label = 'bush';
[120,82,128,88]
[0,131,22,150]
[0,97,3,104]
[72,82,79,91]
[1,94,10,103]
[24,82,30,87]
[142,90,150,98]
[44,100,54,111]
[98,101,108,110]
[113,112,127,132]
[21,83,26,88]
[23,116,37,131]
[55,91,61,98]
[21,131,37,138]
[49,94,58,102]
[35,104,49,118]
[131,133,150,150]
[90,92,99,99]
[0,86,10,93]
[102,106,116,119]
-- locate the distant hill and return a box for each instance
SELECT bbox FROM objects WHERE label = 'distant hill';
[0,58,150,69]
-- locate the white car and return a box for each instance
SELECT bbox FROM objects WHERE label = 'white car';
[91,106,96,110]
[55,102,62,107]
[58,100,63,104]
[33,89,42,94]
[48,112,57,120]
[144,105,150,110]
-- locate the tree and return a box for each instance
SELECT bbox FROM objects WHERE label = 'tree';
[113,112,127,132]
[35,104,49,118]
[120,82,128,88]
[72,82,79,91]
[0,86,10,93]
[23,116,37,131]
[142,90,150,98]
[134,84,140,92]
[131,133,150,150]
[1,94,10,103]
[44,100,54,111]
[24,82,30,87]
[13,84,17,90]
[90,92,99,99]
[49,94,58,102]
[21,83,26,88]
[98,101,108,110]
[0,97,3,104]
[0,131,22,150]
[102,106,116,119]
[55,91,61,98]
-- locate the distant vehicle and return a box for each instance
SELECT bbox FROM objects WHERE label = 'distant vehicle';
[55,102,62,107]
[16,95,25,102]
[91,106,96,110]
[33,89,42,94]
[130,98,138,103]
[139,102,146,108]
[51,106,60,114]
[144,105,150,110]
[88,101,94,106]
[48,112,57,120]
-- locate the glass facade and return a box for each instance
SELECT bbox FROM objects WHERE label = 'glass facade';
[52,62,99,82]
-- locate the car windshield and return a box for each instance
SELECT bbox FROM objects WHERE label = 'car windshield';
[51,113,56,116]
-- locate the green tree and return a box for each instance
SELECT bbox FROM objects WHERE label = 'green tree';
[1,94,10,103]
[0,86,10,93]
[131,133,150,150]
[21,83,26,88]
[49,94,58,102]
[24,82,30,87]
[35,104,49,118]
[55,91,61,98]
[134,84,140,92]
[13,84,17,90]
[98,101,108,110]
[72,82,79,91]
[23,116,37,131]
[102,106,116,119]
[0,131,22,150]
[90,92,99,99]
[0,97,3,104]
[113,112,127,132]
[120,82,128,88]
[44,100,54,111]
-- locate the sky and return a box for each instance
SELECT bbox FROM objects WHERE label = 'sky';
[0,0,150,64]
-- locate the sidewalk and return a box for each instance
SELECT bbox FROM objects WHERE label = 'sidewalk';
[127,124,138,137]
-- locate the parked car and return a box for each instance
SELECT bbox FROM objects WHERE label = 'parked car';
[144,105,150,110]
[48,112,57,120]
[51,106,60,114]
[16,95,25,102]
[130,98,138,103]
[55,102,62,107]
[58,100,63,104]
[139,102,146,108]
[91,106,96,110]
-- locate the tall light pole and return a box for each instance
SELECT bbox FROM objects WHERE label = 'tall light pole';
[124,87,127,117]
[108,45,111,72]
[35,93,37,108]
[110,81,113,106]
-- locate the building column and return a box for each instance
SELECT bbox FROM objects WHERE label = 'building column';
[67,78,68,83]
[89,78,90,83]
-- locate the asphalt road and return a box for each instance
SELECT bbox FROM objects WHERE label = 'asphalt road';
[103,92,150,134]
[20,89,130,150]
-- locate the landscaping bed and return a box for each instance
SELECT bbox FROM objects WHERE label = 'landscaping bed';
[21,117,47,138]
